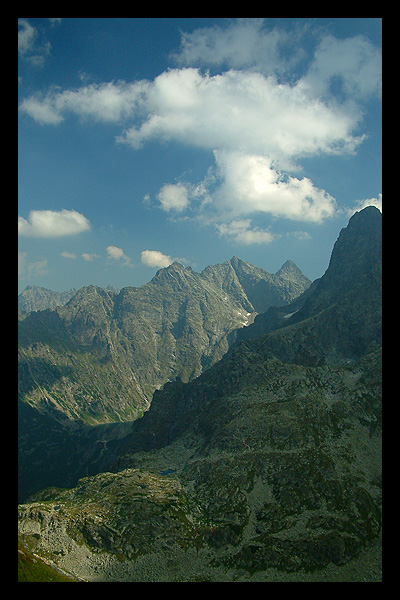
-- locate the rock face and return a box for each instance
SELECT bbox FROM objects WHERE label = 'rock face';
[236,206,382,362]
[18,258,310,426]
[202,256,311,314]
[18,208,382,581]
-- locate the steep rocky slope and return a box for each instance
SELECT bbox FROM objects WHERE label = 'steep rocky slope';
[18,207,382,581]
[235,206,381,357]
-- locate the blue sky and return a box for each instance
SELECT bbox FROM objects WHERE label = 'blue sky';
[18,18,382,293]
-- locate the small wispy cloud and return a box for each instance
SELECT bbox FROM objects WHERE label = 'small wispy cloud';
[106,245,132,266]
[216,219,276,245]
[61,251,101,262]
[18,20,37,56]
[18,19,52,67]
[18,251,48,279]
[82,252,100,262]
[171,18,302,77]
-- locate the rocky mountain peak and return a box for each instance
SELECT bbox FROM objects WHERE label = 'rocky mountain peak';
[301,206,382,317]
[275,259,304,277]
[327,206,381,279]
[228,255,247,269]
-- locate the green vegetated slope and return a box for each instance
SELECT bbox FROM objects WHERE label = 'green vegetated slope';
[18,538,78,582]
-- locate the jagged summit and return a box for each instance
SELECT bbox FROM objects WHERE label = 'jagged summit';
[164,260,187,271]
[151,260,193,283]
[228,255,304,277]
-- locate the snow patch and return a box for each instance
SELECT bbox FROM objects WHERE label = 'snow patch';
[283,309,299,319]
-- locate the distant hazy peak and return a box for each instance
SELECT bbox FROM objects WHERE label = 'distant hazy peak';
[18,285,77,314]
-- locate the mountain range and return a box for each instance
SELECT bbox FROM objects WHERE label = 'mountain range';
[18,207,382,582]
[18,257,310,427]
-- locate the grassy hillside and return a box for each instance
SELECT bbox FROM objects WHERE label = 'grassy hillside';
[18,539,78,582]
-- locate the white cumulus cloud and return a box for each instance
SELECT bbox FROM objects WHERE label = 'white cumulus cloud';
[19,20,381,244]
[211,150,337,223]
[141,250,173,268]
[20,66,365,161]
[18,209,91,238]
[116,67,363,161]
